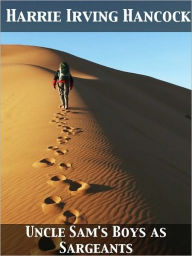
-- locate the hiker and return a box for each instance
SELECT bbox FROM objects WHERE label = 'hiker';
[53,62,74,110]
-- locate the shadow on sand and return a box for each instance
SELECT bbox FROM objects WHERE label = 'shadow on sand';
[87,184,113,194]
[74,75,191,223]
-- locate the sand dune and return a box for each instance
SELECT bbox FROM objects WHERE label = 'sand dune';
[1,45,190,225]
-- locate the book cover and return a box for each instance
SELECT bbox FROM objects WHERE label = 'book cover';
[1,0,191,255]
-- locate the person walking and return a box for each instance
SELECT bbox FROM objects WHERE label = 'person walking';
[53,62,74,110]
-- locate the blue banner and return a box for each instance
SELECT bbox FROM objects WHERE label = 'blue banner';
[1,1,191,32]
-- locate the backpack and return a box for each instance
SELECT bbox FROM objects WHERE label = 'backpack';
[59,62,70,80]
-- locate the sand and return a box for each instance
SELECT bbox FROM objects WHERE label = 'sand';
[1,45,191,225]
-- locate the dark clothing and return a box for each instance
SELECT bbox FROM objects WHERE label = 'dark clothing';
[53,70,74,89]
[53,70,73,109]
[58,83,69,109]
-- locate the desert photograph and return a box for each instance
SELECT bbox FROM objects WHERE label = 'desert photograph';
[1,33,191,228]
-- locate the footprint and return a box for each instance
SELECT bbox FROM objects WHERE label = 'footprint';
[38,237,56,250]
[55,209,87,224]
[56,112,64,116]
[58,141,66,145]
[62,126,74,135]
[57,140,66,145]
[47,146,59,151]
[69,127,83,135]
[47,175,66,186]
[64,180,90,195]
[56,136,64,143]
[57,136,70,144]
[64,179,81,191]
[64,136,71,141]
[43,196,61,203]
[31,236,62,255]
[59,162,72,170]
[33,158,55,168]
[62,126,83,136]
[54,149,68,156]
[51,175,66,181]
[56,137,66,145]
[62,129,70,133]
[63,125,71,130]
[47,146,54,150]
[41,196,64,215]
[63,211,76,224]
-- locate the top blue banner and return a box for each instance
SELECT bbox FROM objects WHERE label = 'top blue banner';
[1,1,191,32]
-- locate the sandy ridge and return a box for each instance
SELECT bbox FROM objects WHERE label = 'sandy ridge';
[1,45,190,227]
